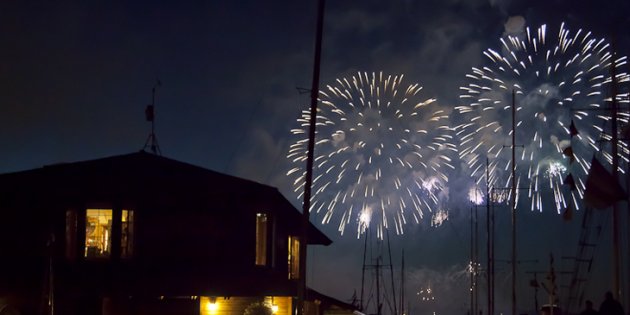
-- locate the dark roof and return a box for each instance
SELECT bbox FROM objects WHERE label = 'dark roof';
[0,150,331,245]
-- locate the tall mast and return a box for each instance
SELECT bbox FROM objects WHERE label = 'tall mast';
[386,230,398,315]
[376,247,382,315]
[471,203,481,315]
[511,89,518,315]
[475,203,479,315]
[359,233,370,312]
[298,1,325,315]
[471,206,475,315]
[486,158,494,315]
[361,231,368,311]
[400,249,405,315]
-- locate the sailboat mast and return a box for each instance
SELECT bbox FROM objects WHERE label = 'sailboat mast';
[475,203,479,315]
[376,255,382,315]
[471,206,474,315]
[511,89,518,315]
[361,232,368,311]
[486,158,494,315]
[386,231,398,315]
[400,249,405,315]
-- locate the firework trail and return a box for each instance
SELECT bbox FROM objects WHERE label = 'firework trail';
[455,23,630,213]
[287,71,457,238]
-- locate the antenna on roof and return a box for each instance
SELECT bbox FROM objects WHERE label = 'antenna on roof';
[143,79,162,155]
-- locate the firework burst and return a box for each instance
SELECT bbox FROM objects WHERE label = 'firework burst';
[456,23,629,213]
[287,71,457,238]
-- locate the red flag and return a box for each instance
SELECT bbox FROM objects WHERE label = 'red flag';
[583,156,627,209]
[563,146,575,163]
[563,205,573,221]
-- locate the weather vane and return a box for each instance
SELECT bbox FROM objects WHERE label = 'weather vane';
[143,79,162,155]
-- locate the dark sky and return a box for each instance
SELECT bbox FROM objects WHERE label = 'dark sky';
[1,1,630,315]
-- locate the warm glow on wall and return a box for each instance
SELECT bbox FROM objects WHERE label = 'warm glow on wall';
[199,296,291,315]
[266,296,282,314]
[201,297,219,314]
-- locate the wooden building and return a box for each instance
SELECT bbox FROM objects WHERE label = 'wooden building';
[0,151,355,315]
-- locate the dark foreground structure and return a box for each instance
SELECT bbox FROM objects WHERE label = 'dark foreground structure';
[0,151,355,315]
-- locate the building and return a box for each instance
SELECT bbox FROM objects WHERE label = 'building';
[0,151,356,315]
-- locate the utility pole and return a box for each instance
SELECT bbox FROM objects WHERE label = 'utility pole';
[298,1,325,315]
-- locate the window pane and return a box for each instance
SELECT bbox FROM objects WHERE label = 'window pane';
[121,210,134,259]
[255,213,268,266]
[288,236,299,279]
[85,209,113,258]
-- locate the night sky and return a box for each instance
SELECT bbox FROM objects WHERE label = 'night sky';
[2,1,630,315]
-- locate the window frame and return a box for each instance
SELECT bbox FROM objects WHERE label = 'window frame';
[120,209,135,259]
[66,206,136,261]
[288,235,299,279]
[255,212,269,266]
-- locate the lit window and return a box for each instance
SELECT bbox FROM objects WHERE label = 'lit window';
[288,236,299,279]
[255,213,268,266]
[85,209,113,258]
[121,210,134,258]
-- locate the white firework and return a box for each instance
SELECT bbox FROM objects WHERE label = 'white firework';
[288,71,457,238]
[456,23,629,213]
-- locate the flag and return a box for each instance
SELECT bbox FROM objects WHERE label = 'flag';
[583,156,627,209]
[569,120,578,137]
